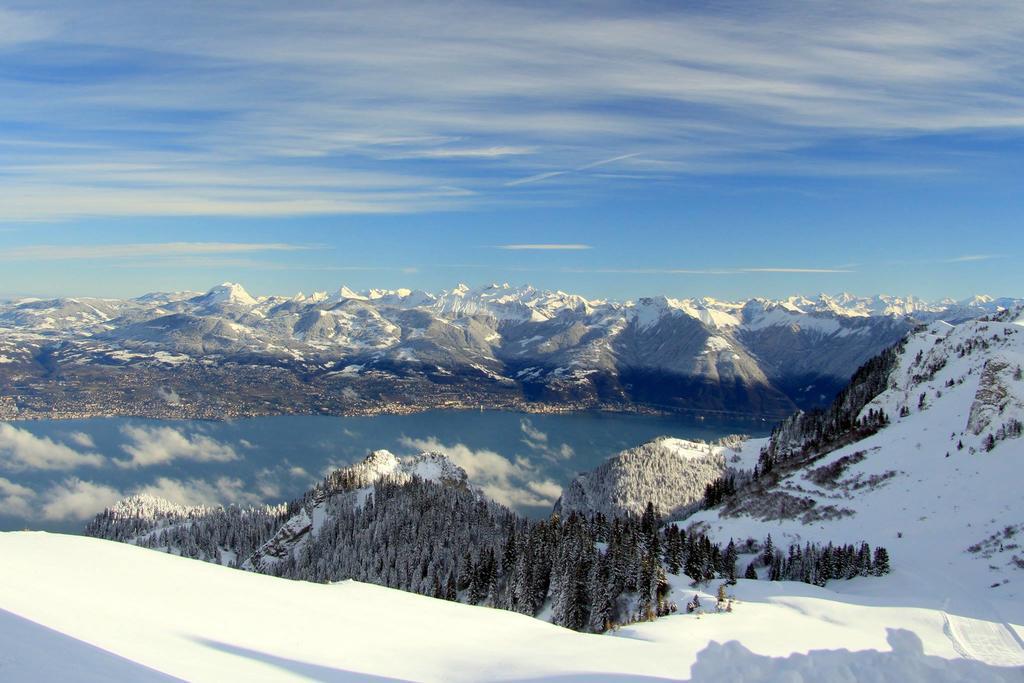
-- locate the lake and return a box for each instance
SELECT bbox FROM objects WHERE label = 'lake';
[0,410,772,532]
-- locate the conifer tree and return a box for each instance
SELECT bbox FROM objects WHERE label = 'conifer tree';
[872,547,890,576]
[723,539,738,585]
[762,534,774,566]
[685,542,703,585]
[856,542,873,576]
[444,571,457,601]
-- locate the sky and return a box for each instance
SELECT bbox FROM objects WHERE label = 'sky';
[0,0,1022,301]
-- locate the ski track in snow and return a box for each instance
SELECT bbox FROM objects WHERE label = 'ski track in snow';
[944,612,1024,666]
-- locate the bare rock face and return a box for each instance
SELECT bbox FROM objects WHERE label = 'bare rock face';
[968,360,1012,435]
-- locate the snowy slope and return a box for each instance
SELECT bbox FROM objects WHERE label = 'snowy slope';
[688,312,1024,632]
[1,532,1021,681]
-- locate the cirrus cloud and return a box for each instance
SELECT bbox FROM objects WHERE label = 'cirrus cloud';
[497,244,593,251]
[8,2,1021,222]
[0,242,315,262]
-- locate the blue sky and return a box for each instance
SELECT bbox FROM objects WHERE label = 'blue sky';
[0,0,1022,301]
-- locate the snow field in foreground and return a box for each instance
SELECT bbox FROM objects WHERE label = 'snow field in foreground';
[1,532,1022,682]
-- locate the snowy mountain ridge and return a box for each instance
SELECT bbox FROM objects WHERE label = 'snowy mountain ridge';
[0,283,1016,335]
[343,448,469,488]
[85,493,289,566]
[241,448,471,572]
[83,448,472,572]
[153,282,1020,320]
[3,282,1017,420]
[87,441,906,638]
[86,449,470,572]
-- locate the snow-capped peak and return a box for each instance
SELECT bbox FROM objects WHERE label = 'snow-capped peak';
[336,286,368,301]
[366,288,409,299]
[200,282,257,307]
[293,291,329,303]
[630,296,681,329]
[961,294,994,307]
[328,449,468,491]
[360,448,402,476]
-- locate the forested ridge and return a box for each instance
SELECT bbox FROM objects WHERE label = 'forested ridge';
[85,494,289,565]
[758,338,906,474]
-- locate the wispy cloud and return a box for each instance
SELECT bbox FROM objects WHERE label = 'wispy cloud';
[575,153,642,171]
[135,476,265,508]
[35,474,268,521]
[886,254,1012,267]
[519,418,575,463]
[105,257,415,273]
[504,153,641,186]
[496,244,593,251]
[558,267,736,275]
[424,263,855,275]
[740,267,857,274]
[394,146,533,159]
[4,2,1021,219]
[0,8,56,48]
[944,254,1007,263]
[0,242,316,262]
[504,171,567,187]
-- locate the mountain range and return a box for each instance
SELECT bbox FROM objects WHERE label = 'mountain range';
[1,283,1018,420]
